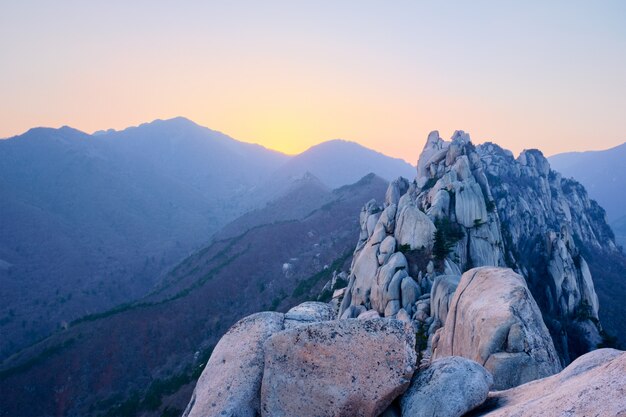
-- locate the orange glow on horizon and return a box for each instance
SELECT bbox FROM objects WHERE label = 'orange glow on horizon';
[1,2,625,162]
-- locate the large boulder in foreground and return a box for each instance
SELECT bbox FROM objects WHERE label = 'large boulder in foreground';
[183,312,285,417]
[476,348,626,416]
[432,267,561,389]
[261,318,416,417]
[400,356,493,417]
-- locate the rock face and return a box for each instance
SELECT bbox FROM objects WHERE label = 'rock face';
[432,268,561,389]
[476,348,626,417]
[400,356,493,417]
[395,202,436,250]
[261,319,416,417]
[184,302,339,417]
[478,143,614,360]
[340,130,617,366]
[183,312,284,417]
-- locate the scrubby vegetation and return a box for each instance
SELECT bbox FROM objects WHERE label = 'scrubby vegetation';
[574,300,596,322]
[0,338,76,380]
[432,218,465,261]
[598,330,620,349]
[97,346,214,417]
[422,177,438,191]
[398,243,412,254]
[318,274,349,302]
[293,252,351,299]
[414,325,428,366]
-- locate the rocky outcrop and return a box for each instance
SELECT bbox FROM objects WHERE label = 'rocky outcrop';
[475,348,626,416]
[184,302,338,417]
[183,130,624,417]
[340,130,615,366]
[284,301,335,329]
[432,267,561,389]
[477,142,615,360]
[400,356,493,417]
[183,312,284,417]
[261,319,416,417]
[395,202,436,250]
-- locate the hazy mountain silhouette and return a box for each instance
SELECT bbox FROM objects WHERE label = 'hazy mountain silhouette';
[275,139,415,188]
[0,118,415,359]
[549,142,626,247]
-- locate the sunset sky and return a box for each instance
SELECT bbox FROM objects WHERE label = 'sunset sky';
[1,1,625,162]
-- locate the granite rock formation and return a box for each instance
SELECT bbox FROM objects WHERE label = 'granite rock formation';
[431,268,561,389]
[340,130,618,365]
[474,348,626,416]
[261,319,416,417]
[183,312,285,417]
[400,356,493,417]
[183,131,625,417]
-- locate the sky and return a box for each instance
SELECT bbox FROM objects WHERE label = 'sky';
[1,1,625,162]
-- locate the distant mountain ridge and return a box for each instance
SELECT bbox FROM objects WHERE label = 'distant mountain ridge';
[273,139,415,188]
[549,142,626,247]
[0,117,415,359]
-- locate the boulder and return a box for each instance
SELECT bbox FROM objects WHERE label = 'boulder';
[373,253,408,313]
[284,301,336,329]
[377,236,397,265]
[400,356,493,417]
[341,304,367,319]
[477,349,626,417]
[432,267,561,389]
[261,319,416,417]
[416,130,447,181]
[427,188,450,219]
[357,309,381,320]
[183,312,284,417]
[384,300,401,317]
[382,269,405,311]
[430,275,460,326]
[394,202,436,250]
[385,178,409,207]
[396,308,411,323]
[454,181,488,229]
[349,242,380,308]
[400,276,421,312]
[358,199,382,244]
[378,204,398,234]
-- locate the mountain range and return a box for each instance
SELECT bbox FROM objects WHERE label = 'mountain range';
[0,117,415,360]
[549,142,626,247]
[1,122,625,417]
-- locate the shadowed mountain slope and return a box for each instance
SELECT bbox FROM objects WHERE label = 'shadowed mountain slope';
[0,118,412,360]
[0,118,287,360]
[0,174,388,417]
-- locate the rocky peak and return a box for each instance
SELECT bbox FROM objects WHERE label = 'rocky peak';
[340,130,618,366]
[517,148,551,177]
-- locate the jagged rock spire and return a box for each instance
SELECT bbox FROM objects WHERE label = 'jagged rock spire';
[341,130,613,365]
